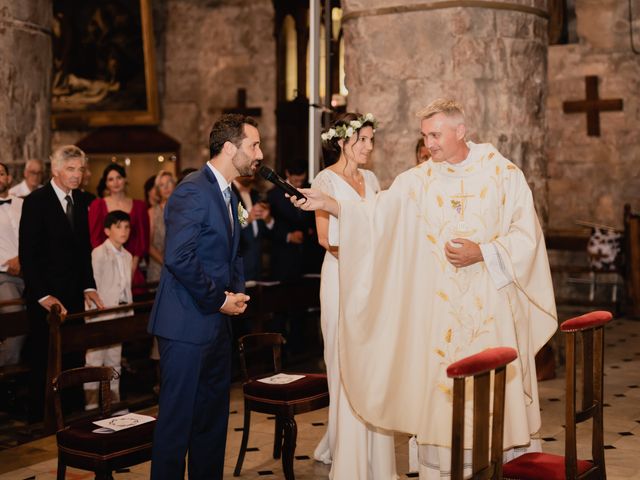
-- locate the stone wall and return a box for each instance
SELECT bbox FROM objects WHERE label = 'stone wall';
[341,0,550,221]
[160,0,276,169]
[0,1,52,176]
[546,0,640,231]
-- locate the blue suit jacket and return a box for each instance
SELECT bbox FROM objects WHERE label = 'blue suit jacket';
[148,166,244,345]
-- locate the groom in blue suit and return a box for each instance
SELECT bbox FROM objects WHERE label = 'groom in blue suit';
[148,114,262,479]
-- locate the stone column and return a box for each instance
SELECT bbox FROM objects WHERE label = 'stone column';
[341,0,550,221]
[0,1,52,172]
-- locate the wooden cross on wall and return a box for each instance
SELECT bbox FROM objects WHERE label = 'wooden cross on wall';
[223,88,262,117]
[562,76,623,136]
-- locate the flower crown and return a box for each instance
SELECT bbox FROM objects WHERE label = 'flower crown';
[321,113,378,142]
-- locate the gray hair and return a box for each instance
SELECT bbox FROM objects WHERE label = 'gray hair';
[50,145,86,171]
[24,158,44,171]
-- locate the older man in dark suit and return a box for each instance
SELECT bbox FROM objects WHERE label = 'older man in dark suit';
[148,114,259,479]
[19,145,103,421]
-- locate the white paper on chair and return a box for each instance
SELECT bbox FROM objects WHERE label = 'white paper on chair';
[93,413,156,431]
[257,373,305,385]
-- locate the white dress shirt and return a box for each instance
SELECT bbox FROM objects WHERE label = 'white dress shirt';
[50,179,74,213]
[9,179,41,198]
[0,194,22,272]
[105,240,130,304]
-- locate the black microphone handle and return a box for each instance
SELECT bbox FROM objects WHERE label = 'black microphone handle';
[260,167,307,199]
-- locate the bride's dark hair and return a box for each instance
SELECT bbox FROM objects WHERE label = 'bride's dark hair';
[321,112,375,168]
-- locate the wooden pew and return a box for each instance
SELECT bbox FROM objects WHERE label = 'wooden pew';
[44,300,155,433]
[0,298,30,381]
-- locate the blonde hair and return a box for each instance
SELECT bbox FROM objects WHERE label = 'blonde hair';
[50,145,86,171]
[416,98,465,123]
[154,169,176,191]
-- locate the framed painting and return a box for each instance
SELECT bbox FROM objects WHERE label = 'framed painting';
[51,0,159,129]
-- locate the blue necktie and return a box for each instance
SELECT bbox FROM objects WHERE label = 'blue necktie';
[223,187,233,231]
[222,186,231,207]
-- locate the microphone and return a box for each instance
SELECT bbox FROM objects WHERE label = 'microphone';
[258,166,307,200]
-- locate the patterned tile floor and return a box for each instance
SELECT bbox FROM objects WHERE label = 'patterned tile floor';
[0,309,639,479]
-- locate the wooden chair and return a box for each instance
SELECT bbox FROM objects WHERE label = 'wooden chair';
[624,204,640,316]
[53,366,155,480]
[503,310,613,479]
[234,333,329,480]
[447,346,518,480]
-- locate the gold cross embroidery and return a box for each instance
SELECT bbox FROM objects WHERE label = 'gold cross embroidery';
[450,180,475,220]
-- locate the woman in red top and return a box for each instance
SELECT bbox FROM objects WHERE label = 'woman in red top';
[89,164,150,291]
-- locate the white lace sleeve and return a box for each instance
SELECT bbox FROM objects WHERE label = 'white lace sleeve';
[311,170,334,196]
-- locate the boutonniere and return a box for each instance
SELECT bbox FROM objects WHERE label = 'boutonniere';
[238,203,249,226]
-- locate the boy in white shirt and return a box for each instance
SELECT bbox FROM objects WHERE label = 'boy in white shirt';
[84,210,132,409]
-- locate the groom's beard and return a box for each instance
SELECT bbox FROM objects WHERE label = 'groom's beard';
[233,149,258,177]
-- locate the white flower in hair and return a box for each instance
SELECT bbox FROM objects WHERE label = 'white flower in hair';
[322,113,379,141]
[321,128,337,141]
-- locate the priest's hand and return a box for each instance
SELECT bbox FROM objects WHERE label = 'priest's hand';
[288,188,339,217]
[444,238,483,268]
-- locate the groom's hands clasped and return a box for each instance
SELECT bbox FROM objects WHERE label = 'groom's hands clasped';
[221,292,250,316]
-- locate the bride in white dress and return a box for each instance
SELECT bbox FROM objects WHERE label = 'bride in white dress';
[311,113,397,480]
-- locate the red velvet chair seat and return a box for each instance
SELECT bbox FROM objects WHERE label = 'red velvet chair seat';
[57,417,155,457]
[446,346,518,378]
[503,451,594,479]
[243,372,328,403]
[559,310,612,332]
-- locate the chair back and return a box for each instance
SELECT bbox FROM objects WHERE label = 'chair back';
[52,366,119,431]
[560,310,612,478]
[624,204,640,316]
[238,333,285,380]
[447,346,518,480]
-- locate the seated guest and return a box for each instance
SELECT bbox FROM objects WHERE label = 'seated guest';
[89,164,149,292]
[9,158,44,198]
[84,210,132,409]
[0,162,25,366]
[232,175,273,281]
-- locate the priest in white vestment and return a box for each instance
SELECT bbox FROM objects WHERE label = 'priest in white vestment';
[291,99,558,478]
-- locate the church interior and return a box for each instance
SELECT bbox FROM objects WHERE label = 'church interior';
[1,0,640,478]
